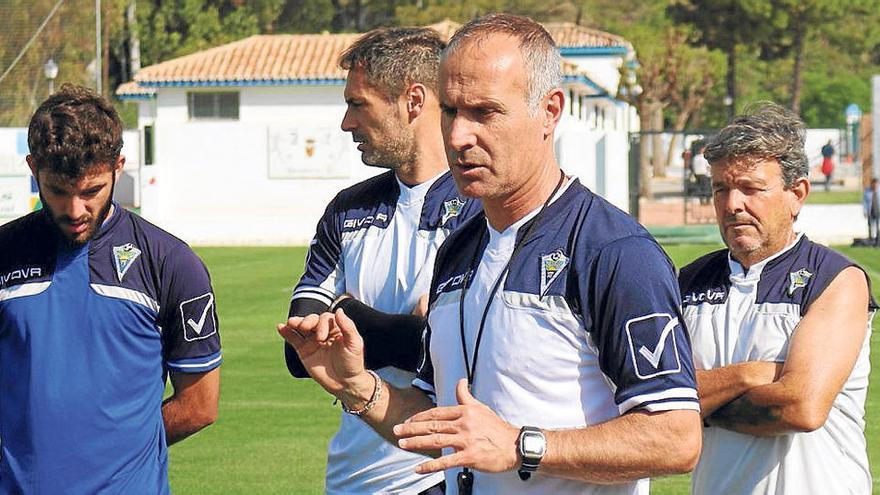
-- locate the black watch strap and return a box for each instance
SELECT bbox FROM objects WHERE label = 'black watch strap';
[517,426,544,481]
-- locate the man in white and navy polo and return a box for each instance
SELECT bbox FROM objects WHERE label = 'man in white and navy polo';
[280,14,702,495]
[680,103,875,494]
[283,27,480,494]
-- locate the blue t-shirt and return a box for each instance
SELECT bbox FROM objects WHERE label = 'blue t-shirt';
[0,206,222,494]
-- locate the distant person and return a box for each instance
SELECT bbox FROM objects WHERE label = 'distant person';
[682,147,693,171]
[0,84,222,493]
[820,139,835,191]
[865,177,879,246]
[691,145,711,205]
[282,27,480,494]
[681,103,875,494]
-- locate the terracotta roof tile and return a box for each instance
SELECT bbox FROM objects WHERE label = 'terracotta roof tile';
[115,80,155,98]
[543,22,629,49]
[118,21,627,96]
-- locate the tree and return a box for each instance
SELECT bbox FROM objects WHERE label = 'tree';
[667,0,775,122]
[272,0,336,33]
[618,28,720,192]
[757,0,880,116]
[137,0,260,66]
[0,0,99,125]
[396,0,574,27]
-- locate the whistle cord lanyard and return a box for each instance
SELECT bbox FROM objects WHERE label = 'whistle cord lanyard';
[455,170,565,495]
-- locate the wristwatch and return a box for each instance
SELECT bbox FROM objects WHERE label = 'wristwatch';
[517,426,546,480]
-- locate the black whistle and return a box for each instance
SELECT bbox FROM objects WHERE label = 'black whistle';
[457,468,473,495]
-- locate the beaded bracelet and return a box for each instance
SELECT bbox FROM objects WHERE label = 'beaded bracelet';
[341,369,382,416]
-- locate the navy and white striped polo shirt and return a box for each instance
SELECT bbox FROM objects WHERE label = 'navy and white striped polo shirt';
[415,179,699,495]
[681,234,876,495]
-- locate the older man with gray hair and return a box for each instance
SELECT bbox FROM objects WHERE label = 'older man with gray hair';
[679,102,876,494]
[280,13,702,495]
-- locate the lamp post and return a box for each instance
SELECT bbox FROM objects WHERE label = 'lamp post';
[43,58,58,96]
[723,94,734,123]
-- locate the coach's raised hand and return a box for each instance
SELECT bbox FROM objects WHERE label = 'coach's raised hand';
[277,309,369,399]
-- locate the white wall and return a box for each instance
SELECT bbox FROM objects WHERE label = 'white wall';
[796,204,868,245]
[556,115,630,211]
[141,85,383,245]
[139,84,633,245]
[602,129,630,211]
[564,55,623,96]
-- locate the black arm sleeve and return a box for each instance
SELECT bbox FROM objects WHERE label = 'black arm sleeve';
[334,298,426,372]
[284,298,331,378]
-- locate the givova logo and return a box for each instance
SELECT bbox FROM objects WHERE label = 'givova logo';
[625,313,682,379]
[0,267,42,288]
[343,213,388,230]
[435,270,473,294]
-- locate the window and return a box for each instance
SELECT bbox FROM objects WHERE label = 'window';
[143,125,154,165]
[187,92,239,120]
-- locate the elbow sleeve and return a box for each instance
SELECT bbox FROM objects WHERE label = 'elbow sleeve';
[334,298,426,372]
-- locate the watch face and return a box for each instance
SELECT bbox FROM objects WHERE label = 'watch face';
[521,433,546,457]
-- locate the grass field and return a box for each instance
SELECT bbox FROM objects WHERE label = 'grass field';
[167,244,880,494]
[805,189,863,205]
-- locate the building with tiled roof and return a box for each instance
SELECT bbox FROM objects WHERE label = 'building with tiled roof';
[118,20,630,99]
[117,21,637,245]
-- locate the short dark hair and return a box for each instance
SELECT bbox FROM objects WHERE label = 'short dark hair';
[444,13,562,112]
[28,83,123,179]
[339,27,445,100]
[704,102,808,188]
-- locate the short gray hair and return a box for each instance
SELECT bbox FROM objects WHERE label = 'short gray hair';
[339,27,445,100]
[443,13,563,113]
[704,102,808,188]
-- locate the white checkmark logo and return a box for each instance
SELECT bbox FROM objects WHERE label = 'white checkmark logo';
[186,294,214,335]
[638,317,678,369]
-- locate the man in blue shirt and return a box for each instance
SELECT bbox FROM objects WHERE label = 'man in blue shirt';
[0,85,222,494]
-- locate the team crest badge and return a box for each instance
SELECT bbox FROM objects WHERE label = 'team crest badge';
[787,268,813,296]
[441,198,466,225]
[112,243,142,282]
[540,249,569,296]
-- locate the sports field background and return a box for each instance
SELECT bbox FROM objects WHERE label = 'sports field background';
[166,244,880,494]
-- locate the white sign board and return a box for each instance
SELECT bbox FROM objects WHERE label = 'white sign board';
[267,126,349,179]
[0,176,30,217]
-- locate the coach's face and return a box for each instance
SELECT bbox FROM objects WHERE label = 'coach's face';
[341,65,415,169]
[439,35,553,200]
[711,157,808,267]
[27,156,123,246]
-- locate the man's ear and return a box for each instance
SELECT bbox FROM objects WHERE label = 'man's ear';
[542,88,565,138]
[788,176,810,218]
[114,155,126,179]
[405,83,428,120]
[26,155,37,177]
